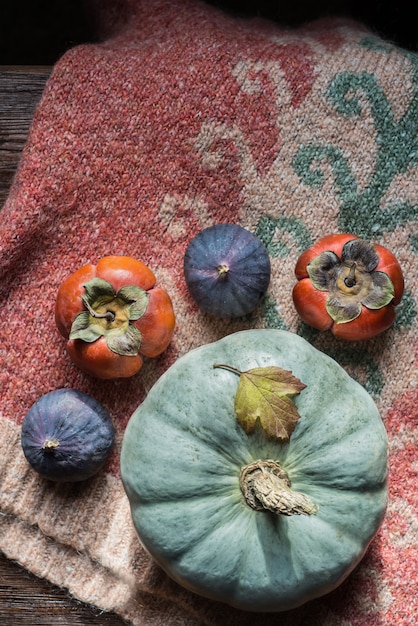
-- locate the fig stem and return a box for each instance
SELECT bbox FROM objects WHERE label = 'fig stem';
[43,439,60,451]
[217,264,229,279]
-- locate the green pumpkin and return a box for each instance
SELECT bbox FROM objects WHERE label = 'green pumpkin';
[120,330,388,612]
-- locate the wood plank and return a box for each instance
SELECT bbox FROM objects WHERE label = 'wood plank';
[0,553,126,624]
[0,66,51,207]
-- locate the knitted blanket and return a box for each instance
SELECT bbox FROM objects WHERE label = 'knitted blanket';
[0,1,417,624]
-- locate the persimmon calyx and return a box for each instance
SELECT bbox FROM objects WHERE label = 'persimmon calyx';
[307,239,395,324]
[69,278,149,356]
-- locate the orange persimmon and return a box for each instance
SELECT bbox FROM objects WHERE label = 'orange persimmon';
[55,256,175,378]
[292,234,404,340]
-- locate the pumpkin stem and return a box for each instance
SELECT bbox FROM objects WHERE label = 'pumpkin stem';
[240,460,318,516]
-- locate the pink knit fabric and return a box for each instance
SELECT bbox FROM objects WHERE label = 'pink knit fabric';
[0,1,417,624]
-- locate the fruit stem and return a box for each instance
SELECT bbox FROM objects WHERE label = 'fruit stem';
[217,264,229,279]
[43,439,60,452]
[344,262,357,288]
[83,298,116,322]
[240,460,318,516]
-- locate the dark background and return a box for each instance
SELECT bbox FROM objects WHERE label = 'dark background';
[0,0,417,65]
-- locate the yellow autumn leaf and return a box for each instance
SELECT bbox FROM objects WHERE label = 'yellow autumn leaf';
[214,364,306,441]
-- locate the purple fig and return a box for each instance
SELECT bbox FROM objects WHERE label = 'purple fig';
[183,224,271,318]
[21,389,115,482]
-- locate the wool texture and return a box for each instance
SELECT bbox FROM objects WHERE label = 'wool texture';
[0,1,417,624]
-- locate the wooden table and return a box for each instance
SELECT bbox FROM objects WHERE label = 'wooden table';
[0,66,126,625]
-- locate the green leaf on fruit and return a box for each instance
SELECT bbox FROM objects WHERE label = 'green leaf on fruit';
[107,325,142,356]
[68,278,148,356]
[214,364,306,441]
